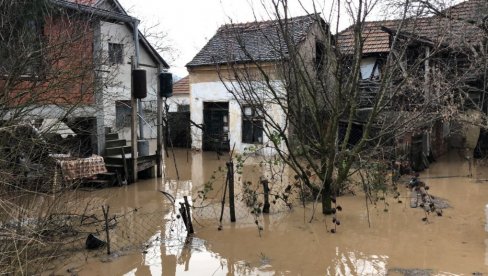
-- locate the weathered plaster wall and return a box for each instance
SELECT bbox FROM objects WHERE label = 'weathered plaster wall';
[166,94,190,112]
[189,68,286,155]
[100,21,160,139]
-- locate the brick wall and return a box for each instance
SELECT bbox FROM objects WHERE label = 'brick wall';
[1,14,96,107]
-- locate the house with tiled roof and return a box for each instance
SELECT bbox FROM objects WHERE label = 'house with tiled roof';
[168,76,190,111]
[186,14,330,154]
[164,76,191,148]
[1,0,169,157]
[336,0,487,168]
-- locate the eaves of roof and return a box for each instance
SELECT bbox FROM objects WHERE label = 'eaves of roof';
[52,0,169,68]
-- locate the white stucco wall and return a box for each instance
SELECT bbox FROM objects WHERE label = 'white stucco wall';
[100,21,160,140]
[190,80,285,155]
[360,57,380,79]
[166,94,190,112]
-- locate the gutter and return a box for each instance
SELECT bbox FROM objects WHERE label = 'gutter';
[51,0,136,23]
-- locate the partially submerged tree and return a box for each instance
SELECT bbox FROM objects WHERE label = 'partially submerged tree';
[207,0,483,214]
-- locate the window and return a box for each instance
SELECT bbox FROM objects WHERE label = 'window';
[108,43,124,64]
[242,105,263,144]
[315,41,325,74]
[177,104,190,112]
[1,19,43,76]
[115,100,131,128]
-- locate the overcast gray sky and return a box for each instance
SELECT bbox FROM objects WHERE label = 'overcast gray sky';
[118,0,389,77]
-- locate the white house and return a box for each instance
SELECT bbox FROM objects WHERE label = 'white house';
[53,0,170,154]
[186,15,329,155]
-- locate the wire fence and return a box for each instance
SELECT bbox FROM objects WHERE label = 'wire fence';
[2,155,306,275]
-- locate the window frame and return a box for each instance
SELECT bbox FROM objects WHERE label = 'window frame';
[241,105,264,144]
[108,43,124,65]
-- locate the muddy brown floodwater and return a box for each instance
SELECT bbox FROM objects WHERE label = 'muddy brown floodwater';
[68,150,488,275]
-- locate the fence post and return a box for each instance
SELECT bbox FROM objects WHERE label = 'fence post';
[183,196,194,234]
[227,161,236,222]
[261,178,270,213]
[101,205,111,255]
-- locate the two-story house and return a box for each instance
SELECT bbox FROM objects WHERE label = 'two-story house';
[0,0,169,156]
[336,0,487,170]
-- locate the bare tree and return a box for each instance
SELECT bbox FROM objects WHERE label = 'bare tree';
[0,0,126,273]
[205,0,476,216]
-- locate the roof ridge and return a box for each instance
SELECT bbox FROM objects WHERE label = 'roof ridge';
[187,13,324,67]
[217,13,322,31]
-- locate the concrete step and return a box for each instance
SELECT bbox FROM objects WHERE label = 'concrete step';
[105,133,119,141]
[106,139,126,148]
[105,146,132,156]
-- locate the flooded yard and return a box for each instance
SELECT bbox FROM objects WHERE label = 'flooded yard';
[64,150,488,275]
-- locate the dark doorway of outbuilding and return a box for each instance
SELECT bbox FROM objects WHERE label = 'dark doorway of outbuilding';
[166,105,191,148]
[474,129,488,159]
[338,121,363,149]
[410,133,431,171]
[203,102,230,152]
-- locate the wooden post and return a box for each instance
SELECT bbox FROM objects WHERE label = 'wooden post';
[130,56,138,183]
[121,147,128,184]
[218,172,228,226]
[179,202,188,232]
[227,161,236,222]
[261,178,270,214]
[102,205,110,255]
[183,196,194,234]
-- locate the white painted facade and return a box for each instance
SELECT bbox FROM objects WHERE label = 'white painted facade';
[190,80,285,155]
[166,93,190,113]
[99,21,160,141]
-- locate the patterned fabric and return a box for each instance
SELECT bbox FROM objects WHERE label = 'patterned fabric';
[56,155,107,180]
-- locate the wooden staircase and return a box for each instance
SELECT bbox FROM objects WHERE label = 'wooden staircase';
[103,132,158,185]
[103,132,130,186]
[82,132,128,188]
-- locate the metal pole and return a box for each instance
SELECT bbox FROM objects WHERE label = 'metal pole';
[130,56,138,183]
[133,20,145,139]
[156,67,163,177]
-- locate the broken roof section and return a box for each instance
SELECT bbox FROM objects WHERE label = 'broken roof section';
[187,14,325,67]
[337,0,486,55]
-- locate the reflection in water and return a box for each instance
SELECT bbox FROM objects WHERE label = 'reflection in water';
[327,249,388,275]
[77,150,488,275]
[144,232,162,276]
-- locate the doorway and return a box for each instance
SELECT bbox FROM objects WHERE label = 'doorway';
[203,102,229,152]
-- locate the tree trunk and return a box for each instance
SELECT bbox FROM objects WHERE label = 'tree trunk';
[322,178,333,214]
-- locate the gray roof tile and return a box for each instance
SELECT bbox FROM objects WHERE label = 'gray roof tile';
[187,14,322,67]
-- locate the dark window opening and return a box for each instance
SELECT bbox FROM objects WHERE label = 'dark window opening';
[115,100,131,128]
[315,41,326,74]
[177,104,190,112]
[108,43,124,64]
[1,19,44,76]
[242,105,263,144]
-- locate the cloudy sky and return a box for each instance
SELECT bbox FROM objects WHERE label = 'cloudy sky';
[118,0,388,77]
